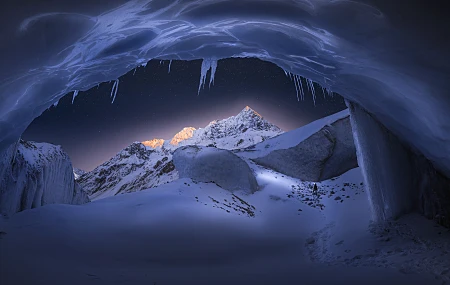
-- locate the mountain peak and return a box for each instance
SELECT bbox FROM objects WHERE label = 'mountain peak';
[240,106,262,118]
[142,138,165,148]
[170,127,196,146]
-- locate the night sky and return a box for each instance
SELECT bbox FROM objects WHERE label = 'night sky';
[22,58,346,171]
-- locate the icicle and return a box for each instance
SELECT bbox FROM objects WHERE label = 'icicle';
[110,79,119,104]
[297,76,305,101]
[321,87,327,99]
[160,60,163,65]
[168,60,172,73]
[133,68,137,76]
[307,79,316,106]
[292,74,300,101]
[283,70,288,77]
[72,90,79,104]
[53,99,59,107]
[209,60,218,88]
[97,83,100,89]
[198,58,218,95]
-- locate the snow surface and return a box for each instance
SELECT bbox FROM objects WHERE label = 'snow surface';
[1,166,448,285]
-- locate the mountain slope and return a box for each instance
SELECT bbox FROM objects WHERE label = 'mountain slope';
[77,142,177,200]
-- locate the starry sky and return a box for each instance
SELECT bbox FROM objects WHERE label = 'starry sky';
[22,58,346,171]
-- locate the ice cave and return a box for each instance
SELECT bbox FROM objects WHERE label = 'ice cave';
[0,1,449,285]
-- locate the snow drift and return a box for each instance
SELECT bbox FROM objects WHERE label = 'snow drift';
[0,140,89,216]
[173,145,258,193]
[252,111,357,181]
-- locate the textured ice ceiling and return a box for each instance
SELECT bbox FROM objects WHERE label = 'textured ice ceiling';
[0,0,449,176]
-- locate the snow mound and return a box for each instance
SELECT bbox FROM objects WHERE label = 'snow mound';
[0,140,89,216]
[173,145,258,193]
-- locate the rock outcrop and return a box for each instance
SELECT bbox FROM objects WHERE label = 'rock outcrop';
[253,116,357,182]
[0,140,89,216]
[173,145,258,193]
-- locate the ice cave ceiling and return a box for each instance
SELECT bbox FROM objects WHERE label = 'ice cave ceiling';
[0,0,449,176]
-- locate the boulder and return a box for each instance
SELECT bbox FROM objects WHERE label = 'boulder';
[173,145,258,193]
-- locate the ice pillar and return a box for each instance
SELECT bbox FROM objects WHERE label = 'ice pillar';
[346,101,418,221]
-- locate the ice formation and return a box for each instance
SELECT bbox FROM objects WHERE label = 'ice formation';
[71,90,79,104]
[198,59,218,95]
[0,0,449,181]
[0,140,89,216]
[110,79,120,104]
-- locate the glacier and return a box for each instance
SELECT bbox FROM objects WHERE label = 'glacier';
[0,0,449,222]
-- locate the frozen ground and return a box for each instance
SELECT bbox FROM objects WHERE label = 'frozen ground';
[1,166,449,285]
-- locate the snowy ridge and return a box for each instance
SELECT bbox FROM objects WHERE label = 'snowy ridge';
[164,106,284,150]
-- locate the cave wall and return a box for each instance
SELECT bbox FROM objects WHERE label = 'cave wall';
[347,101,450,226]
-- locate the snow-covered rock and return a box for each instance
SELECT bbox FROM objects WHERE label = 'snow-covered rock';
[73,168,86,180]
[250,110,357,182]
[0,140,89,216]
[173,145,258,193]
[77,142,177,200]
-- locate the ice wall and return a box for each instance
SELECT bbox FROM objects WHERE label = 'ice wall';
[347,101,418,221]
[0,140,90,216]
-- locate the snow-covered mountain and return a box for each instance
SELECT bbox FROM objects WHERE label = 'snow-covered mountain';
[79,106,283,200]
[77,142,177,201]
[0,140,89,216]
[144,106,284,151]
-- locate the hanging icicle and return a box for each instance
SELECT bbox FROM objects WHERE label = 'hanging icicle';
[133,68,137,76]
[110,79,120,104]
[168,60,172,73]
[306,79,316,106]
[72,90,79,104]
[209,60,218,88]
[198,58,218,95]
